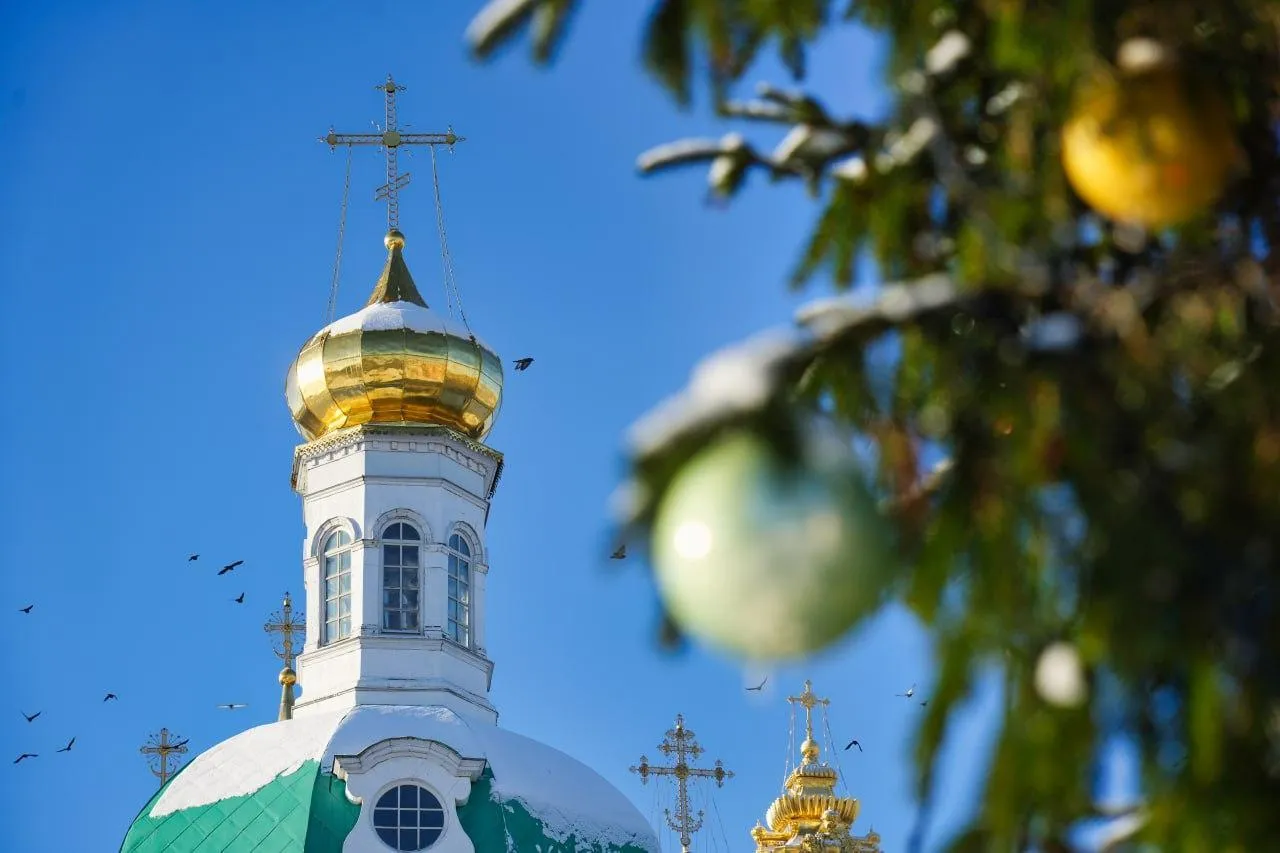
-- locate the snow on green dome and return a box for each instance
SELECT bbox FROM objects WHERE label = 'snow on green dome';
[121,705,659,853]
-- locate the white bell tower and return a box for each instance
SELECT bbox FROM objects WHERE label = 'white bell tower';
[290,424,503,724]
[284,76,507,727]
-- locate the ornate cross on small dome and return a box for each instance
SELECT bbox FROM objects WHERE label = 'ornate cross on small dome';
[788,679,830,755]
[140,728,189,788]
[630,714,734,853]
[264,592,305,721]
[322,74,465,232]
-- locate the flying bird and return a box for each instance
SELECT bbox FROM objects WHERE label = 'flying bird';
[217,703,248,711]
[188,554,199,562]
[746,677,768,692]
[233,593,245,604]
[103,693,118,702]
[610,544,626,560]
[18,604,32,614]
[56,737,75,753]
[513,357,534,371]
[218,560,244,576]
[21,711,40,723]
[920,700,929,707]
[896,684,917,699]
[172,738,190,749]
[13,753,36,764]
[845,739,863,752]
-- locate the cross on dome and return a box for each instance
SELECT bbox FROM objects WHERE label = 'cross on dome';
[321,74,464,232]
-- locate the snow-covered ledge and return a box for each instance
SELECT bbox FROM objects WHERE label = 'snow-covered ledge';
[334,737,487,853]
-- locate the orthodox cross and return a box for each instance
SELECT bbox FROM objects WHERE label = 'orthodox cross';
[265,592,305,721]
[141,728,189,787]
[264,591,305,670]
[630,714,734,853]
[322,74,464,232]
[788,679,831,744]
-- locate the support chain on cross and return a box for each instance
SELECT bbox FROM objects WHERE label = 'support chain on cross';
[630,714,734,853]
[321,74,464,233]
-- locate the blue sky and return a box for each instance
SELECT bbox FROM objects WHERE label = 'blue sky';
[0,2,1003,850]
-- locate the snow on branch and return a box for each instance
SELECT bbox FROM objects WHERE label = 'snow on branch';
[636,134,754,173]
[618,262,1104,490]
[466,0,542,58]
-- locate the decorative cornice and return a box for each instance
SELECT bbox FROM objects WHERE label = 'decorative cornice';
[332,737,487,781]
[299,631,494,674]
[292,423,504,496]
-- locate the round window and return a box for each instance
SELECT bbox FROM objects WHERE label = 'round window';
[372,783,446,851]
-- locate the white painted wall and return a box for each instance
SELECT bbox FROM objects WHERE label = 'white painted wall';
[334,737,487,853]
[292,428,502,724]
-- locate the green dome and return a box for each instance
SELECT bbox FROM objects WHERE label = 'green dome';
[121,760,358,852]
[120,706,659,853]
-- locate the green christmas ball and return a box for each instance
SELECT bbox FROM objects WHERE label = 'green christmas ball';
[651,424,892,661]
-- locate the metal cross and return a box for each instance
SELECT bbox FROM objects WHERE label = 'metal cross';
[141,728,190,787]
[788,679,831,744]
[630,714,733,853]
[322,74,464,232]
[264,591,305,669]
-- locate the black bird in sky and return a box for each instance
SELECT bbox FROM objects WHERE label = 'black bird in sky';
[21,711,40,723]
[610,544,626,560]
[56,737,75,753]
[103,693,118,702]
[172,738,190,749]
[896,683,917,699]
[13,753,36,764]
[746,677,768,692]
[513,357,534,371]
[920,700,929,707]
[218,560,244,576]
[18,604,33,614]
[233,593,245,604]
[188,554,199,562]
[217,703,248,711]
[845,739,863,752]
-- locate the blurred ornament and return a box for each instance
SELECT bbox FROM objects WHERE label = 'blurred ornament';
[650,422,892,661]
[1060,40,1241,229]
[1034,641,1088,708]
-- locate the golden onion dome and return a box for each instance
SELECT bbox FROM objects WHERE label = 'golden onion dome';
[285,230,503,442]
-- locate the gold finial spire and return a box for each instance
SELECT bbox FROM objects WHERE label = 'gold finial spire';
[264,592,305,721]
[752,681,882,853]
[321,74,465,233]
[141,728,189,788]
[365,228,428,307]
[630,714,734,853]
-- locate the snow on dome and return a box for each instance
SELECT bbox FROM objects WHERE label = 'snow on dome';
[150,705,657,851]
[323,300,495,352]
[150,711,341,817]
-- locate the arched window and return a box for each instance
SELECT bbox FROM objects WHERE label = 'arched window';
[382,522,421,633]
[322,530,354,644]
[446,533,471,646]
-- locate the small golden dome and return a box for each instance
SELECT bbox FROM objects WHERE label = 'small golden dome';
[279,667,297,686]
[286,230,504,442]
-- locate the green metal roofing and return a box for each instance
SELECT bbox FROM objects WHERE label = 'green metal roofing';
[122,763,654,853]
[458,770,655,853]
[119,760,359,853]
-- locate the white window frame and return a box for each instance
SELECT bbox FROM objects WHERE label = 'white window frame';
[445,533,472,647]
[381,522,422,634]
[370,781,446,851]
[322,529,354,644]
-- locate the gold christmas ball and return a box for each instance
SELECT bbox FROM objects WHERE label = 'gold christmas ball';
[650,425,892,662]
[1060,56,1241,228]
